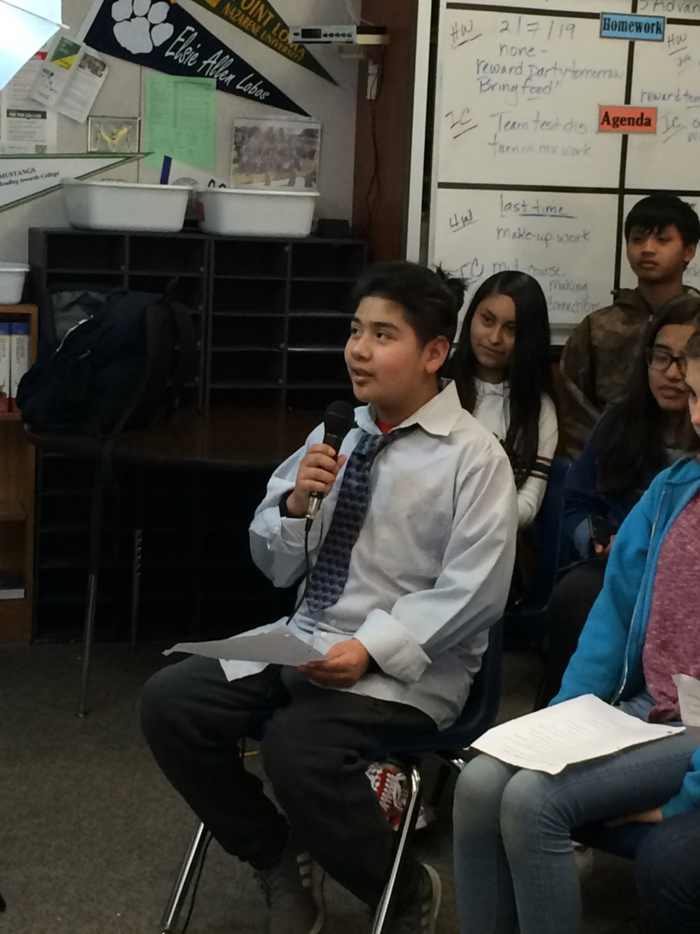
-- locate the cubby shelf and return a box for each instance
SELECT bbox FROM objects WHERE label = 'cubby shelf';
[27,230,366,643]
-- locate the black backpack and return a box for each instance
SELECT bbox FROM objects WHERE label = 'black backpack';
[17,289,197,436]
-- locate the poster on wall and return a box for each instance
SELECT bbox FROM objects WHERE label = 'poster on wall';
[88,116,140,153]
[0,153,145,212]
[188,0,337,85]
[79,0,309,116]
[29,36,109,125]
[0,51,57,154]
[231,116,320,187]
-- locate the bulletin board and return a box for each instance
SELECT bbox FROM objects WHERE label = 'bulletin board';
[0,0,359,262]
[411,0,700,338]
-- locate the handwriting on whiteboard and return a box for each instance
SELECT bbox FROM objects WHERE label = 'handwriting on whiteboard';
[433,190,618,324]
[439,10,627,186]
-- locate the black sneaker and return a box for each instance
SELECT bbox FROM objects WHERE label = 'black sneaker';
[256,843,325,934]
[385,863,441,934]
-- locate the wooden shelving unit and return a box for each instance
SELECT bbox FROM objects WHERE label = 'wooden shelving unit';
[27,231,366,643]
[0,304,38,643]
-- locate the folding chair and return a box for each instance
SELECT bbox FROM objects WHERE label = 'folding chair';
[158,620,505,934]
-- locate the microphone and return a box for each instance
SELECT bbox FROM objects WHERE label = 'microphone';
[306,400,356,521]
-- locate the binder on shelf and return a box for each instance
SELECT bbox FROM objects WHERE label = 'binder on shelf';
[0,571,24,600]
[9,322,29,413]
[0,323,10,414]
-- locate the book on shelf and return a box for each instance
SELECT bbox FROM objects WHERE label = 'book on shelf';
[0,571,24,600]
[0,322,10,414]
[9,322,29,413]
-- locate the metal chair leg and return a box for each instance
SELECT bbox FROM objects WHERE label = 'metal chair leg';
[371,765,422,934]
[130,528,143,653]
[160,819,211,934]
[78,462,107,718]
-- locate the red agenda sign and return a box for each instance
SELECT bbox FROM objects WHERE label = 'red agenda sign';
[598,105,658,133]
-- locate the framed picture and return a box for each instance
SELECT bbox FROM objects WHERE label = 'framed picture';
[231,116,321,189]
[87,116,140,154]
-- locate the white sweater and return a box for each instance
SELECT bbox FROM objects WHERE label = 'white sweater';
[473,378,558,528]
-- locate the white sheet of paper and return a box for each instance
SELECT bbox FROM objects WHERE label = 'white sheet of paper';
[473,694,685,775]
[0,52,57,154]
[165,627,326,666]
[55,48,108,124]
[673,674,700,742]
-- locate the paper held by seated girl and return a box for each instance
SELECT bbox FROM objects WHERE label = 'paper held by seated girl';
[674,673,700,742]
[473,694,685,775]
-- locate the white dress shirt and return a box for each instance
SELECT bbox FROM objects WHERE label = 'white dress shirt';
[221,381,517,729]
[473,378,558,529]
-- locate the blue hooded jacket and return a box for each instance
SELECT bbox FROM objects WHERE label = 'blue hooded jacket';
[552,456,700,818]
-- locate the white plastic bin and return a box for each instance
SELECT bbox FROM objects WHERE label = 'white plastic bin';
[197,188,318,237]
[0,262,29,305]
[62,179,190,232]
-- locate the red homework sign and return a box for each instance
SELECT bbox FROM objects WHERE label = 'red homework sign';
[598,105,657,133]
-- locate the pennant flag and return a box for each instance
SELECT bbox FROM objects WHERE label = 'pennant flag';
[0,153,145,212]
[81,0,308,116]
[189,0,337,85]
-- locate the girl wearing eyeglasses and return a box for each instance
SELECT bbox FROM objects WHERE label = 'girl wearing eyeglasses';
[539,294,700,707]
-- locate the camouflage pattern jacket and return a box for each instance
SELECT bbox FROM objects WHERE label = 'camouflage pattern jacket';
[559,287,699,459]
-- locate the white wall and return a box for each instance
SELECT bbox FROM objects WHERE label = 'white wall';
[0,0,359,261]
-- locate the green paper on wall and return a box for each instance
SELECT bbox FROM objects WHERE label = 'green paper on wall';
[145,74,216,171]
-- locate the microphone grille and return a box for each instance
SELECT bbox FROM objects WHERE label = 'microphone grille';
[324,399,356,436]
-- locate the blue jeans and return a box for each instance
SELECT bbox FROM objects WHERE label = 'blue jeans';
[453,733,699,934]
[636,808,700,933]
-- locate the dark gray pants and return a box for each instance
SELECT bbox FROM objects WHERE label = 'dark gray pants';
[140,657,433,909]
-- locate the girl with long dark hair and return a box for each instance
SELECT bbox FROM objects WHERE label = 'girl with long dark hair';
[540,294,700,706]
[452,271,557,528]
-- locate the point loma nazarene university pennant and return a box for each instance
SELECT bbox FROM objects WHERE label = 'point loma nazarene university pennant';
[190,0,337,85]
[81,0,309,116]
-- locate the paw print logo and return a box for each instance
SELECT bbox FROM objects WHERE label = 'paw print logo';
[111,0,175,55]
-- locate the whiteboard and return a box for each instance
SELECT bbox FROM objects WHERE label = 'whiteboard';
[470,0,632,10]
[415,0,700,333]
[627,21,700,188]
[432,189,618,325]
[619,193,700,291]
[636,0,700,16]
[437,9,627,186]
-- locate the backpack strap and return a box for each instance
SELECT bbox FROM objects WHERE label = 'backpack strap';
[168,300,198,395]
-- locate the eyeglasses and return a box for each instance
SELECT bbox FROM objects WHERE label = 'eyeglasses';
[647,346,688,375]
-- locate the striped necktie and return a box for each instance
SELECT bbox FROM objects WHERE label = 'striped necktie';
[304,429,398,614]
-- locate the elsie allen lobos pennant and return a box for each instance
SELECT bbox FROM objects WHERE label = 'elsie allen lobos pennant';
[78,0,309,115]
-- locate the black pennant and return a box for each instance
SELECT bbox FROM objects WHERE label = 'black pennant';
[83,0,309,116]
[189,0,337,85]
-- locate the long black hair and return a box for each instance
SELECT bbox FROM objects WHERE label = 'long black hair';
[351,261,465,347]
[452,271,553,489]
[596,294,700,495]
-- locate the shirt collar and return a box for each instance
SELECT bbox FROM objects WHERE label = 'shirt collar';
[476,377,509,398]
[354,380,464,438]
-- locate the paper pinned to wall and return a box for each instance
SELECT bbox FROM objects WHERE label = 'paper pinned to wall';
[144,73,216,171]
[29,34,108,124]
[0,50,57,154]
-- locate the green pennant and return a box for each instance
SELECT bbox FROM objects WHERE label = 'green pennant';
[189,0,338,85]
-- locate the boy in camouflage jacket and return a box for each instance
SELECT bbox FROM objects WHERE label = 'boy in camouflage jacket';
[560,194,700,458]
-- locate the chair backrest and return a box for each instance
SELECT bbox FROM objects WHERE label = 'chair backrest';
[520,456,572,612]
[383,618,505,756]
[458,616,504,738]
